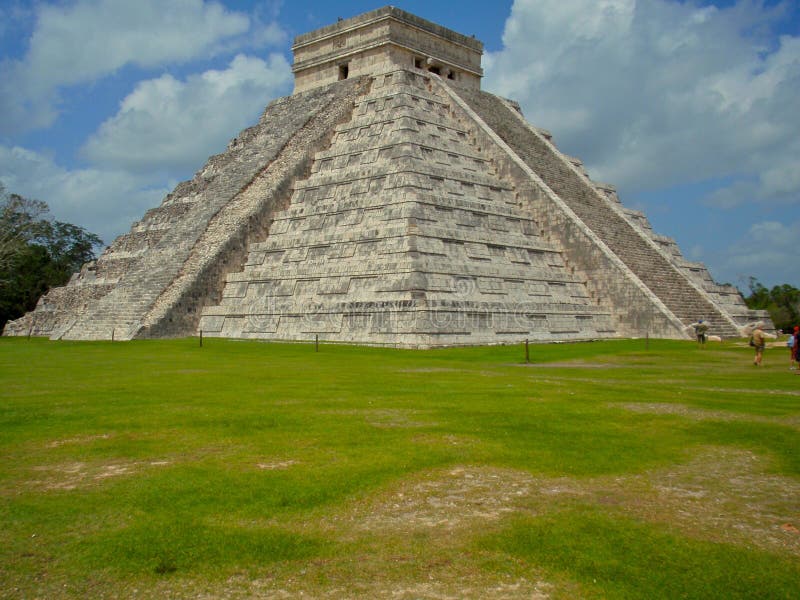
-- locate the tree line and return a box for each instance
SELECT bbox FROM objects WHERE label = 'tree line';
[0,184,102,330]
[744,277,800,333]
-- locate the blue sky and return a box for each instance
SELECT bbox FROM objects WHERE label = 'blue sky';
[1,0,798,291]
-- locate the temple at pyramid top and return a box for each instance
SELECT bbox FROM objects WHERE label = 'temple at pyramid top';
[292,6,483,93]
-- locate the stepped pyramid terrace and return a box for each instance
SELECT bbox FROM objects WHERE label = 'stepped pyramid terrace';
[4,6,771,346]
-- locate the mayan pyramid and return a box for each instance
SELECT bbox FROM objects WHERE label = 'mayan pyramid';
[4,6,770,346]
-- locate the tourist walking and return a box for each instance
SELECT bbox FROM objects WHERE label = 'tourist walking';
[751,322,766,366]
[794,327,800,374]
[789,326,799,369]
[692,319,709,345]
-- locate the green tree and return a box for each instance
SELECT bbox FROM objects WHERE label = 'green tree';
[0,187,48,273]
[744,277,800,332]
[0,184,102,329]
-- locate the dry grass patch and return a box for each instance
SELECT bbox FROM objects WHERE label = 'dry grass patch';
[649,382,800,397]
[46,433,112,448]
[25,459,171,491]
[144,564,551,600]
[514,362,618,369]
[326,448,800,558]
[494,447,800,557]
[323,408,435,429]
[347,466,534,534]
[366,409,435,429]
[614,402,800,429]
[255,447,799,597]
[631,447,800,555]
[256,460,299,471]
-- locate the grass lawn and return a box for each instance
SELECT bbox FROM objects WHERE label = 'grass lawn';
[0,336,798,598]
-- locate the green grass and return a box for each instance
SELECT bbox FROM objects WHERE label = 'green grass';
[483,508,800,599]
[1,337,798,598]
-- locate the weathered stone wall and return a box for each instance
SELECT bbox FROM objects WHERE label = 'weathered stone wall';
[4,77,369,340]
[143,77,372,337]
[441,82,689,338]
[606,179,772,328]
[293,6,482,93]
[2,264,115,338]
[199,69,616,347]
[450,85,745,338]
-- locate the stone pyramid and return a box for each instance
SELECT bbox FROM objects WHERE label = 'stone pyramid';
[4,6,770,345]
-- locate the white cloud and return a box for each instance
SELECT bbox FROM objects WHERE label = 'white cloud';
[252,20,288,47]
[0,50,292,248]
[82,53,293,173]
[0,145,168,246]
[717,220,800,288]
[25,0,249,87]
[484,0,800,208]
[705,179,759,209]
[0,0,285,133]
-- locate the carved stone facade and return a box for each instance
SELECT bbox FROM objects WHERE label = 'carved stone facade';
[293,7,482,93]
[4,7,771,344]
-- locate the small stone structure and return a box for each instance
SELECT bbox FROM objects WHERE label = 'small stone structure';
[4,6,771,345]
[292,7,483,93]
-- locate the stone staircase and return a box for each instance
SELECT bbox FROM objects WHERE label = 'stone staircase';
[618,201,771,328]
[55,77,368,340]
[453,88,741,338]
[198,69,617,346]
[58,255,182,340]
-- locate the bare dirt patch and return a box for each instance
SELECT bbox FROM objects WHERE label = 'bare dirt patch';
[613,402,800,430]
[46,433,111,448]
[102,448,799,599]
[510,447,800,556]
[412,433,483,448]
[292,576,551,600]
[152,570,551,600]
[235,447,798,597]
[337,448,800,557]
[398,368,502,378]
[633,447,800,555]
[649,382,800,398]
[367,409,434,429]
[27,459,171,491]
[397,368,462,373]
[256,460,299,470]
[512,362,618,369]
[359,578,550,600]
[349,466,534,533]
[324,408,435,429]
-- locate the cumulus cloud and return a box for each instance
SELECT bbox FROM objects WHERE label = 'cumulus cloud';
[82,53,293,173]
[0,145,169,246]
[716,220,800,287]
[0,50,292,248]
[0,0,284,133]
[484,0,800,209]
